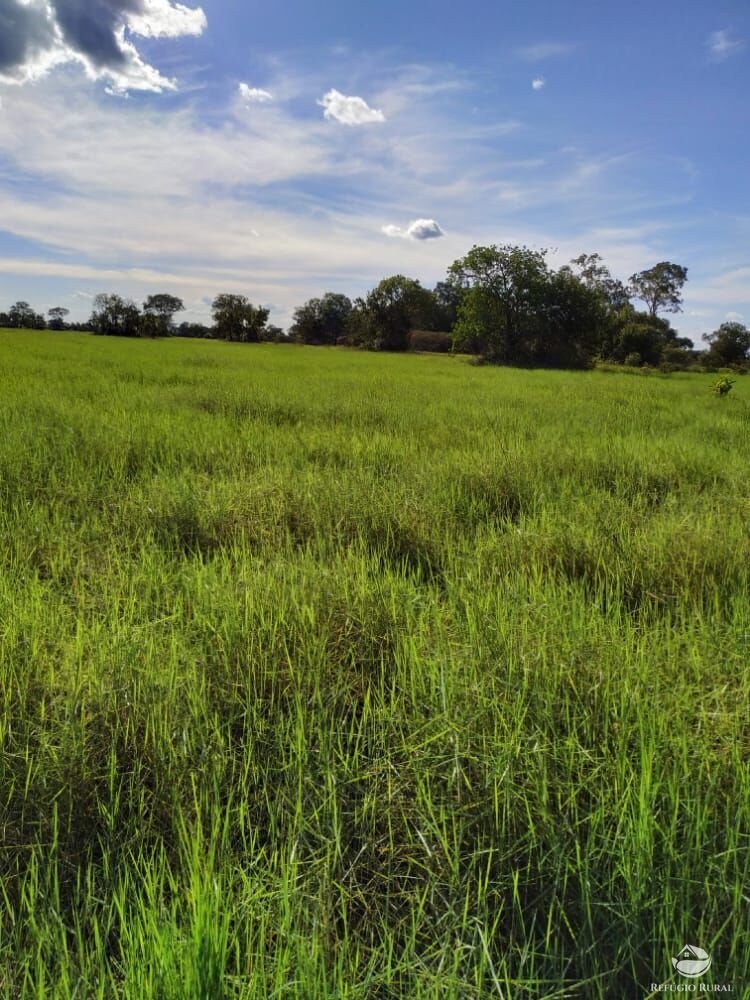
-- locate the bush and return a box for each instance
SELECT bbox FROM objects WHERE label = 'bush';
[624,352,642,367]
[408,330,452,353]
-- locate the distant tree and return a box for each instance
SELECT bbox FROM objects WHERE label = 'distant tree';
[569,253,630,310]
[142,294,185,337]
[175,321,213,339]
[433,280,466,331]
[7,301,46,329]
[349,276,436,351]
[449,245,552,362]
[702,321,750,367]
[628,262,688,317]
[603,311,693,366]
[90,294,141,337]
[47,306,70,331]
[290,293,352,345]
[212,294,269,342]
[531,267,611,368]
[259,323,288,343]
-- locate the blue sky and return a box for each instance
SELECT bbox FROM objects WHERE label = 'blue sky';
[0,0,747,341]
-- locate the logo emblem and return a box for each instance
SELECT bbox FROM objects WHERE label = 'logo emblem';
[672,945,712,978]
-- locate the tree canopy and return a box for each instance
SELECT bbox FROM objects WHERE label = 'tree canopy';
[290,293,352,345]
[211,294,269,342]
[628,262,688,317]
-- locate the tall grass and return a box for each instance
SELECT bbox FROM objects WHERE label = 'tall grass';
[0,330,748,997]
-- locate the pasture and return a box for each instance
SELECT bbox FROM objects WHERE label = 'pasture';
[0,330,748,997]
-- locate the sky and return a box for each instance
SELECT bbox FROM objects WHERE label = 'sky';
[0,0,748,342]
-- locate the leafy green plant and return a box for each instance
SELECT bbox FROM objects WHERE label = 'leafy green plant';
[712,375,736,396]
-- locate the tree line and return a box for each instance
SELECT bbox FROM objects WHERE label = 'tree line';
[3,246,749,369]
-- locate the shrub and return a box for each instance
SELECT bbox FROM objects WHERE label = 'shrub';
[408,330,452,353]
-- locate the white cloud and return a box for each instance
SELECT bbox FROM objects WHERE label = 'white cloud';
[517,42,575,61]
[532,77,546,91]
[725,311,744,322]
[382,219,445,241]
[318,88,386,125]
[239,83,273,104]
[707,29,745,61]
[127,0,207,38]
[0,57,742,341]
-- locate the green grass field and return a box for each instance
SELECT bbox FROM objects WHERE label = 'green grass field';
[0,329,748,998]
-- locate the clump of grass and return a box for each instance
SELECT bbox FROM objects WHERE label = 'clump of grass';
[0,330,748,997]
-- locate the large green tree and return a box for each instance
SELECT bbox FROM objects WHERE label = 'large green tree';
[7,301,46,330]
[290,293,352,345]
[142,294,185,337]
[702,321,750,367]
[449,245,553,362]
[90,295,141,337]
[47,307,70,331]
[349,276,437,351]
[628,262,688,317]
[211,294,270,342]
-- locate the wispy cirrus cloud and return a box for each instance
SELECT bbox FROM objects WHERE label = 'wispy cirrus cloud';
[318,88,386,125]
[707,29,745,62]
[0,0,206,93]
[517,41,575,61]
[238,83,273,104]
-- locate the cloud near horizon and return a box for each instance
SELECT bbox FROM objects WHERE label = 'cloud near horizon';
[318,88,386,125]
[0,0,206,92]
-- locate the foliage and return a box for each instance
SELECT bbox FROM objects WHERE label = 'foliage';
[142,294,185,337]
[0,331,748,997]
[628,261,688,317]
[712,375,736,396]
[702,321,750,367]
[259,323,289,343]
[211,293,269,342]
[90,293,141,337]
[290,292,352,345]
[2,301,47,330]
[569,252,630,310]
[433,279,466,331]
[175,321,213,339]
[47,306,70,331]
[450,244,552,362]
[407,329,453,352]
[349,275,437,351]
[450,245,607,367]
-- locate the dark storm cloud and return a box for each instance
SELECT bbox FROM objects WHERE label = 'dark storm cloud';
[52,0,144,68]
[0,0,55,73]
[0,0,205,89]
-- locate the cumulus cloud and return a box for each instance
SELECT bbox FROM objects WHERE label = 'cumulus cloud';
[707,29,745,61]
[382,218,445,241]
[0,0,206,92]
[127,0,206,38]
[318,88,385,125]
[532,77,546,90]
[239,82,273,104]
